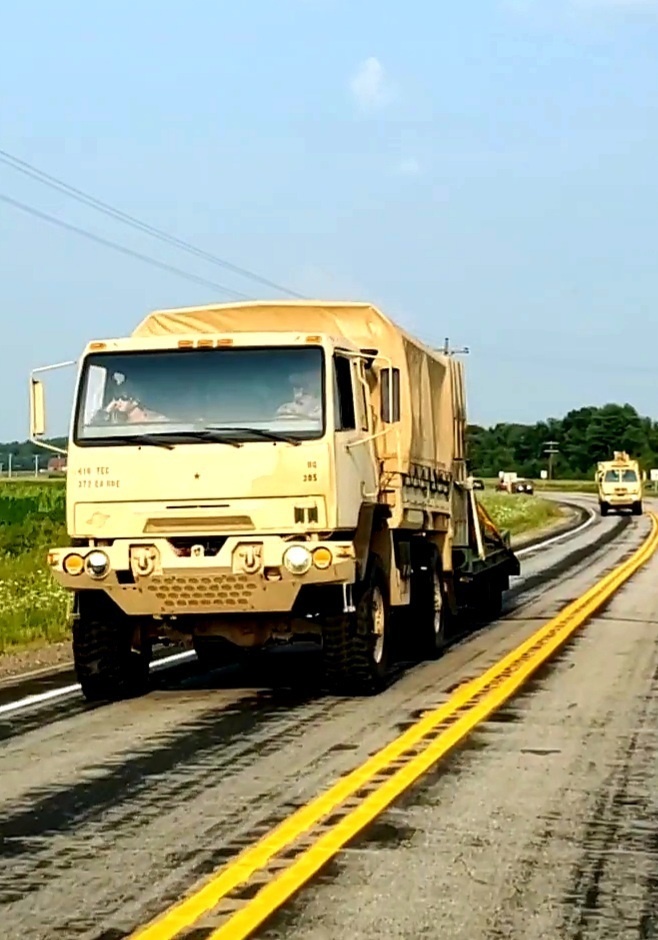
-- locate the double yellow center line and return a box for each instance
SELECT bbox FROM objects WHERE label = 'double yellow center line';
[131,513,658,940]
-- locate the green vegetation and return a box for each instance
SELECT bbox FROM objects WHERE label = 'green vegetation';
[468,403,658,480]
[0,480,69,652]
[480,478,597,495]
[479,492,563,537]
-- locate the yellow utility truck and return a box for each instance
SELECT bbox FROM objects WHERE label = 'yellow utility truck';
[30,301,520,701]
[596,451,643,517]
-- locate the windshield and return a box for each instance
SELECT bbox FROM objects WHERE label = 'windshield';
[603,469,638,483]
[75,346,325,444]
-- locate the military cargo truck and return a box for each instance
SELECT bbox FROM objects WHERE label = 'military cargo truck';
[596,451,643,516]
[30,300,520,701]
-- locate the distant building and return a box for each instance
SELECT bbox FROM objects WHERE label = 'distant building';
[47,456,67,473]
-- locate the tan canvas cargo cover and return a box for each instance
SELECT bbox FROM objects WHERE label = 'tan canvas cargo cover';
[132,301,467,477]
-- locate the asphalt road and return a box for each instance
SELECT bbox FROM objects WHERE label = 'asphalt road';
[0,496,650,940]
[259,513,658,940]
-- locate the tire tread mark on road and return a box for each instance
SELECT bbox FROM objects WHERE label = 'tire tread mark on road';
[0,689,329,902]
[505,515,630,605]
[559,660,658,939]
[0,698,84,743]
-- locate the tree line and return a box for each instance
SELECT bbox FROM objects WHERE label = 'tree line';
[0,402,656,480]
[467,404,658,480]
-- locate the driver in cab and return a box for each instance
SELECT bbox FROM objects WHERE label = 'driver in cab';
[276,372,321,421]
[93,372,168,425]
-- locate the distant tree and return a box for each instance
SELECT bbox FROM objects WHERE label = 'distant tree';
[466,403,658,479]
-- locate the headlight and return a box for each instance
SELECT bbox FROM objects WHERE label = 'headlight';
[312,547,333,570]
[85,550,110,579]
[283,545,312,575]
[63,553,84,576]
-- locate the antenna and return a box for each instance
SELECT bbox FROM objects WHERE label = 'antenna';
[441,337,470,356]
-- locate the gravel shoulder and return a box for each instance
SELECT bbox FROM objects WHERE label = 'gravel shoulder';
[257,522,658,940]
[0,640,73,684]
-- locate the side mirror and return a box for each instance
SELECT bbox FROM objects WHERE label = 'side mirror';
[381,367,400,423]
[30,378,46,438]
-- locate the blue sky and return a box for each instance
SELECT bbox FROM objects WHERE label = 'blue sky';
[2,0,658,440]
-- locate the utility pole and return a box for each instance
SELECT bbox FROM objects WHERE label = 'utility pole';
[8,453,12,479]
[34,454,39,477]
[544,440,560,480]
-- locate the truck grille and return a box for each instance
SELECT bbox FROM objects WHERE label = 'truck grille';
[147,575,258,609]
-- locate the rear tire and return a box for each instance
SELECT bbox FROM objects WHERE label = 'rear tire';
[410,543,447,661]
[72,592,151,703]
[322,556,391,695]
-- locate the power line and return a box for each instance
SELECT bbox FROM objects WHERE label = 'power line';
[0,192,252,299]
[0,148,305,299]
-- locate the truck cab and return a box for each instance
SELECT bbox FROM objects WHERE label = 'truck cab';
[596,452,643,516]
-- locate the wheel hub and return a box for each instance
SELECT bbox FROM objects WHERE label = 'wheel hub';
[372,586,386,664]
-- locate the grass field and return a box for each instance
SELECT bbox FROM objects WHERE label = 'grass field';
[0,481,562,655]
[478,491,563,536]
[480,478,598,494]
[0,480,69,653]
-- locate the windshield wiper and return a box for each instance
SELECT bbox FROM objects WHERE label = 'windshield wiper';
[163,430,244,448]
[206,426,301,446]
[94,430,243,449]
[97,433,176,450]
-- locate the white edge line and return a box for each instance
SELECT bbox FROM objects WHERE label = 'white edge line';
[0,649,197,718]
[0,503,596,719]
[515,504,596,558]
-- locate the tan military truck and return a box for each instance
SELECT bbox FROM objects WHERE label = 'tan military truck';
[30,300,520,701]
[596,451,643,516]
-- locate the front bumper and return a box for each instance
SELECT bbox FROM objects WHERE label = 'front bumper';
[603,493,641,506]
[47,536,356,617]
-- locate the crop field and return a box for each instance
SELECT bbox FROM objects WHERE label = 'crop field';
[0,481,560,656]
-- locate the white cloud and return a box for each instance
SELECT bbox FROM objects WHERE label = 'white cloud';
[396,157,421,177]
[349,57,391,111]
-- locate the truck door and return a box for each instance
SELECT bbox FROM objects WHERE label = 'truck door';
[333,354,378,527]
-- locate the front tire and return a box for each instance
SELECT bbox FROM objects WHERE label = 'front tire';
[72,592,151,703]
[600,501,609,517]
[322,556,391,695]
[632,501,643,516]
